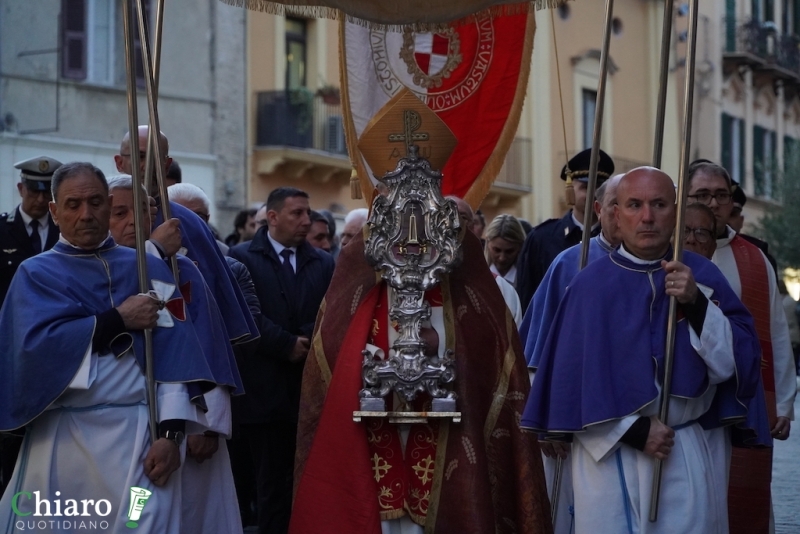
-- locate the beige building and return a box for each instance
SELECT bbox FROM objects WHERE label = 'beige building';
[245,3,683,226]
[694,0,800,234]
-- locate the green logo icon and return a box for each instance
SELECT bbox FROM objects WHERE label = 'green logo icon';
[125,487,152,528]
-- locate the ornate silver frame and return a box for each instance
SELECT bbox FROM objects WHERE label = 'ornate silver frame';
[355,146,462,419]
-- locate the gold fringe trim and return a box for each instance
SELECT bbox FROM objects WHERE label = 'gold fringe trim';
[380,508,407,521]
[463,11,536,210]
[425,419,450,534]
[311,299,332,387]
[483,310,517,444]
[564,176,575,207]
[219,0,571,32]
[349,168,362,199]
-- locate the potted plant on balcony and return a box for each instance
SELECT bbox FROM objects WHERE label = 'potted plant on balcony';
[316,85,341,105]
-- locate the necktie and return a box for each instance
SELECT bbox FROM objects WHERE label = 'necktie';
[29,219,42,254]
[280,248,295,280]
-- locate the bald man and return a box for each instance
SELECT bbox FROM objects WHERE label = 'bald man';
[522,167,769,534]
[115,126,258,347]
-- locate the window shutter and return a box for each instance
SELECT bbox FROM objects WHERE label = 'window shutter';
[133,0,152,87]
[794,0,800,37]
[722,113,733,172]
[739,119,746,188]
[62,0,86,80]
[754,125,766,196]
[726,0,737,52]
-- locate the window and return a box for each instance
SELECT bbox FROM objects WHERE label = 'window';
[752,0,775,22]
[783,0,800,36]
[62,0,87,80]
[721,113,745,187]
[285,18,307,90]
[753,125,777,198]
[132,0,152,87]
[582,89,597,150]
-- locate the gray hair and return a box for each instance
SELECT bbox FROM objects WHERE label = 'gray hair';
[51,162,107,202]
[344,208,369,225]
[168,183,210,212]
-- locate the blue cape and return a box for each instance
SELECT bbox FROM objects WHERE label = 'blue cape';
[156,200,258,344]
[175,255,244,395]
[521,248,771,447]
[519,236,614,369]
[0,238,218,431]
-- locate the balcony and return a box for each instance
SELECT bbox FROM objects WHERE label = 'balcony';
[723,18,800,81]
[253,89,351,185]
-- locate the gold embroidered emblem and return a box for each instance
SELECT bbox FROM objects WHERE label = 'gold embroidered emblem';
[407,488,430,514]
[372,454,391,482]
[378,486,395,509]
[412,455,435,485]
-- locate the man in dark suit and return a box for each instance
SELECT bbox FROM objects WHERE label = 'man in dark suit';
[229,187,335,534]
[0,156,62,497]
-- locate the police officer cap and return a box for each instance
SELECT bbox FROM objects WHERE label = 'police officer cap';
[560,148,615,183]
[14,156,63,192]
[731,181,746,208]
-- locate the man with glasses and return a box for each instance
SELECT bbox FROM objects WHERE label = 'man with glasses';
[682,203,717,260]
[687,160,796,534]
[0,156,63,497]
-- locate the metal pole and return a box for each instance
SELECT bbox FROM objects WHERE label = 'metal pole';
[652,0,675,168]
[551,0,615,527]
[649,0,699,521]
[142,0,165,196]
[123,0,159,445]
[579,0,614,271]
[134,0,179,279]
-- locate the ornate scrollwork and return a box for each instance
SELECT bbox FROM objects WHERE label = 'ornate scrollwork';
[358,146,462,412]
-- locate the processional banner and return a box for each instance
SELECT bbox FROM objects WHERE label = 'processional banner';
[340,7,535,207]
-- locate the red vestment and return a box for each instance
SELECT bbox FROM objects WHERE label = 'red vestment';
[290,231,552,534]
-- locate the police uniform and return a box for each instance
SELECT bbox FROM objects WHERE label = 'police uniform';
[516,149,614,311]
[0,155,61,497]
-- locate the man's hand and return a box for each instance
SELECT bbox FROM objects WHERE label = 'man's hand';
[772,416,791,440]
[116,294,160,330]
[290,336,310,362]
[539,441,570,460]
[186,434,219,463]
[143,438,181,486]
[150,218,182,257]
[642,416,675,460]
[148,196,158,219]
[661,260,698,304]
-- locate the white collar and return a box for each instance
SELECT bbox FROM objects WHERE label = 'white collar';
[715,225,736,249]
[58,232,113,250]
[597,232,615,250]
[618,243,665,266]
[571,211,600,232]
[267,231,297,256]
[18,207,50,229]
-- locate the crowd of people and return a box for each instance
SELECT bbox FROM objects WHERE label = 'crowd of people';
[0,132,796,534]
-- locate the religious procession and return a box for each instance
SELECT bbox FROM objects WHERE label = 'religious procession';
[1,0,799,533]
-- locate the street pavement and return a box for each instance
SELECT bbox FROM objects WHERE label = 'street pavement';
[773,377,800,534]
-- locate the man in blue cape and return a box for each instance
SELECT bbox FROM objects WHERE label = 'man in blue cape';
[114,126,258,345]
[107,173,246,534]
[0,162,222,532]
[522,167,770,534]
[518,173,622,534]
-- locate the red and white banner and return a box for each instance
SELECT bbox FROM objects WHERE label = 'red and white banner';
[340,7,535,208]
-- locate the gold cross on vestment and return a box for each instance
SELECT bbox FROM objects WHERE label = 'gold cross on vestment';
[388,110,430,156]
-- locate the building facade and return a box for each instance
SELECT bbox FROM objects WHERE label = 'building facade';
[0,0,247,231]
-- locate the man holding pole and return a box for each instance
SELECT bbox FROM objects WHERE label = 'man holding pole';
[0,162,221,531]
[522,167,770,534]
[686,161,796,534]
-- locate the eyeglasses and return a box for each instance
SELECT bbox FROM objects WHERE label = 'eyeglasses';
[687,192,732,205]
[684,226,714,244]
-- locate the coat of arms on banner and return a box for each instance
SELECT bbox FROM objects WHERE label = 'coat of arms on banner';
[341,7,534,208]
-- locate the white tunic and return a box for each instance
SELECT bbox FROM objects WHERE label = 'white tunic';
[0,349,207,534]
[569,247,736,534]
[180,387,242,534]
[711,227,797,420]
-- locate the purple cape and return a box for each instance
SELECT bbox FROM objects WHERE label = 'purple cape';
[521,248,771,447]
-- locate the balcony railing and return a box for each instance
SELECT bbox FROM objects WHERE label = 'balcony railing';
[255,89,347,155]
[723,17,800,76]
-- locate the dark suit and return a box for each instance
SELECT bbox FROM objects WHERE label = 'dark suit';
[0,205,58,498]
[515,210,599,312]
[0,206,59,306]
[229,227,334,534]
